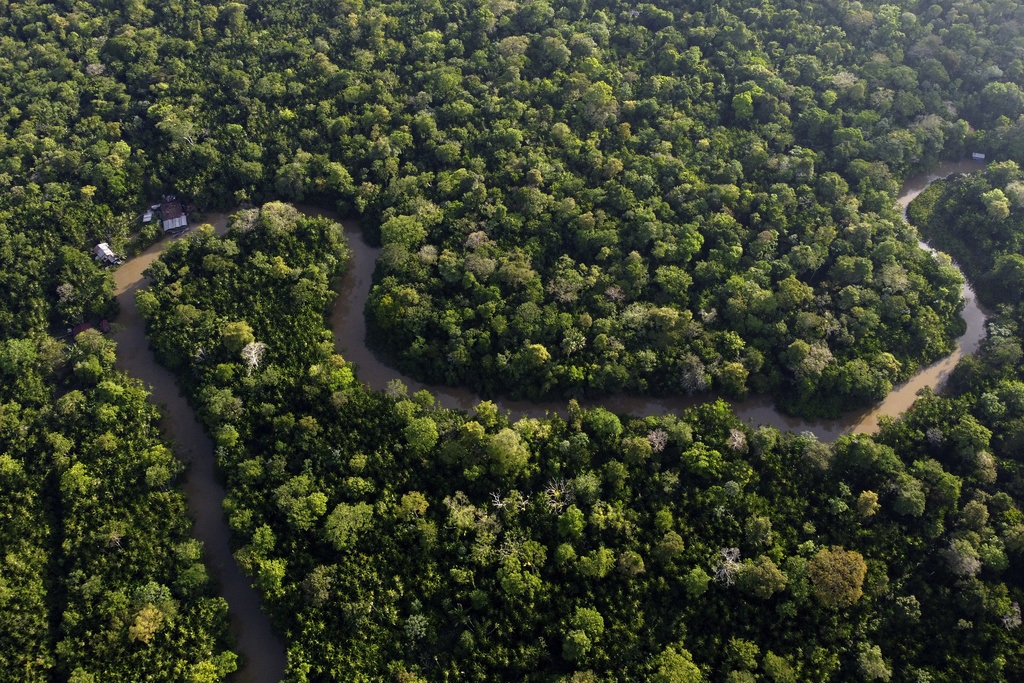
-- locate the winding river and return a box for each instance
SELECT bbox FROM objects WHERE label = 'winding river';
[111,219,286,683]
[331,158,988,441]
[109,160,984,682]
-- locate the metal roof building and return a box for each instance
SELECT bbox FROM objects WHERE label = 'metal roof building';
[162,201,187,232]
[94,242,119,264]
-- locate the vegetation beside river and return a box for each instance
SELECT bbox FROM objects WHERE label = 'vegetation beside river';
[138,204,1024,682]
[0,330,236,681]
[5,0,1024,680]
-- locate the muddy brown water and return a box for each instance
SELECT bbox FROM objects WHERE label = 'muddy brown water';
[111,215,286,683]
[108,162,984,681]
[331,159,989,440]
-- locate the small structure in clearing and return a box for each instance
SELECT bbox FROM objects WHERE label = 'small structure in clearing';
[94,242,121,265]
[972,152,987,162]
[161,200,187,232]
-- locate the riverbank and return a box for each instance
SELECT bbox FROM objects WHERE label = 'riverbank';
[102,159,985,682]
[329,159,988,440]
[110,216,286,683]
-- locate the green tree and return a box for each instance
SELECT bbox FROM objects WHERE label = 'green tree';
[808,547,867,608]
[324,502,373,551]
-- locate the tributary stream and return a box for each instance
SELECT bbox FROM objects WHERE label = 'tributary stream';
[111,159,985,682]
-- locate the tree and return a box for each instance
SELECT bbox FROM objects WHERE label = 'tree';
[982,189,1011,220]
[762,651,798,683]
[558,505,585,541]
[856,491,880,518]
[579,548,615,579]
[129,604,165,644]
[486,428,530,478]
[580,82,618,127]
[736,555,787,599]
[405,416,439,454]
[857,643,892,681]
[324,502,373,551]
[222,321,255,353]
[651,646,702,683]
[654,531,685,566]
[380,214,429,249]
[684,568,712,597]
[808,547,867,608]
[397,492,429,521]
[563,607,604,662]
[241,341,268,375]
[275,475,328,531]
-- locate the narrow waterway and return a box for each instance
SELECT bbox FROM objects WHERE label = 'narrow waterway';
[104,160,983,683]
[331,159,988,440]
[111,216,286,683]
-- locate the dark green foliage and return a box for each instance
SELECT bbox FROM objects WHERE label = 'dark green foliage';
[0,333,235,682]
[4,0,1016,416]
[5,0,1024,679]
[909,161,1024,316]
[142,208,1024,682]
[0,190,120,336]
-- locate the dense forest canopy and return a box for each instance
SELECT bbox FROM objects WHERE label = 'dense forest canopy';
[2,0,1024,681]
[909,160,1024,316]
[138,203,1024,682]
[7,0,1024,414]
[0,331,236,681]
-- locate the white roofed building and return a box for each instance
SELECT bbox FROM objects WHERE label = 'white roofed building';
[94,242,119,264]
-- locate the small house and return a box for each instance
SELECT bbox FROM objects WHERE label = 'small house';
[142,210,154,223]
[94,242,120,265]
[161,201,187,232]
[972,152,987,162]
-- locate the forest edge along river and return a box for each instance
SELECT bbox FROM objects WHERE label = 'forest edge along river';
[108,160,986,682]
[330,158,990,441]
[111,215,286,683]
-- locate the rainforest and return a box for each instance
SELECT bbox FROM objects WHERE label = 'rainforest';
[2,0,1024,681]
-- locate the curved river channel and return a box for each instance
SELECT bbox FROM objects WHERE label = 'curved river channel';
[111,221,286,682]
[111,159,984,681]
[331,158,989,441]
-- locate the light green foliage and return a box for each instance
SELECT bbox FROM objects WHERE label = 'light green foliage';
[858,644,892,681]
[486,428,531,478]
[275,475,329,531]
[380,215,428,249]
[578,548,615,579]
[221,321,255,353]
[683,568,712,598]
[982,189,1011,220]
[558,505,585,541]
[324,502,374,551]
[404,416,440,454]
[652,646,702,683]
[762,651,798,683]
[13,0,1016,679]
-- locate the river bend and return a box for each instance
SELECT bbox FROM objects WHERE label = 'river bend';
[108,160,984,682]
[331,159,988,441]
[111,217,286,683]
